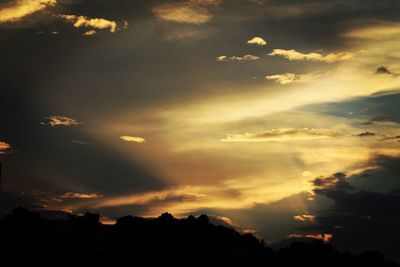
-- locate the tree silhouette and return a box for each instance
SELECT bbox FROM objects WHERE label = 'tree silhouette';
[0,207,398,266]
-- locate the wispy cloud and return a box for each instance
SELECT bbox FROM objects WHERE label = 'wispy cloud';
[288,233,333,242]
[356,131,375,137]
[70,140,89,145]
[344,22,400,40]
[216,55,260,62]
[247,36,267,46]
[268,49,353,63]
[266,72,322,85]
[153,0,220,24]
[0,0,56,23]
[166,28,211,41]
[59,15,118,33]
[41,116,81,127]
[61,192,101,199]
[220,128,339,142]
[120,135,146,143]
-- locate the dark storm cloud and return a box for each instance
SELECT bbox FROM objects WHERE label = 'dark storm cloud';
[301,155,400,262]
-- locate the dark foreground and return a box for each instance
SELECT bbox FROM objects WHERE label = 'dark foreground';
[0,207,397,266]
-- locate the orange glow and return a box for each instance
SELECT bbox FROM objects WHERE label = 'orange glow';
[289,233,333,243]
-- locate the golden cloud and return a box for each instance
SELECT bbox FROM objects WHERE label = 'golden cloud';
[268,49,353,63]
[0,0,56,23]
[220,128,340,142]
[247,36,267,46]
[59,14,117,33]
[0,141,11,154]
[42,116,80,127]
[266,72,323,85]
[61,192,101,199]
[294,214,316,222]
[152,0,219,24]
[216,54,260,62]
[120,135,146,143]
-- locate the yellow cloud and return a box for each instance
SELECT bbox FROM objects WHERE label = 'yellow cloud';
[220,128,340,142]
[0,0,56,23]
[266,72,323,85]
[268,49,353,63]
[42,116,80,127]
[152,0,218,24]
[59,14,117,33]
[247,36,267,46]
[217,54,260,62]
[120,135,146,143]
[0,141,11,154]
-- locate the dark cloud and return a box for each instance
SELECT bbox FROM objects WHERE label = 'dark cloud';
[303,155,400,262]
[301,91,400,124]
[356,131,376,137]
[376,66,394,75]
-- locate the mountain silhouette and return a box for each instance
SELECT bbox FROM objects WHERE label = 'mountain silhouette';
[0,207,397,266]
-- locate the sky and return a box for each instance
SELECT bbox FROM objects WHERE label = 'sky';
[1,0,400,261]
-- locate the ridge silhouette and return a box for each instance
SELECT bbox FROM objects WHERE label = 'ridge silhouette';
[0,207,397,266]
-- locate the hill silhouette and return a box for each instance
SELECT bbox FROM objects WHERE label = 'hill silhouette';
[0,207,397,266]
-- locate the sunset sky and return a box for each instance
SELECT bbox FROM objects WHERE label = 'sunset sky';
[1,0,400,261]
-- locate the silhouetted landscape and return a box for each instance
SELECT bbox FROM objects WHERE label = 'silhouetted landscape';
[0,207,397,266]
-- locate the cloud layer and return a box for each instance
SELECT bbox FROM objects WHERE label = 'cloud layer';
[221,128,339,142]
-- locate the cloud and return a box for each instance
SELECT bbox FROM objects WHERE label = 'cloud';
[152,0,219,24]
[216,54,260,62]
[356,131,376,137]
[120,135,146,143]
[266,72,322,85]
[0,141,11,154]
[70,140,89,145]
[376,66,393,75]
[41,116,81,127]
[288,233,333,243]
[61,192,101,199]
[294,214,316,222]
[375,66,399,76]
[59,15,118,33]
[166,28,211,41]
[83,30,96,36]
[0,0,56,23]
[247,36,267,46]
[220,128,339,142]
[307,156,400,261]
[344,22,400,40]
[268,49,353,63]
